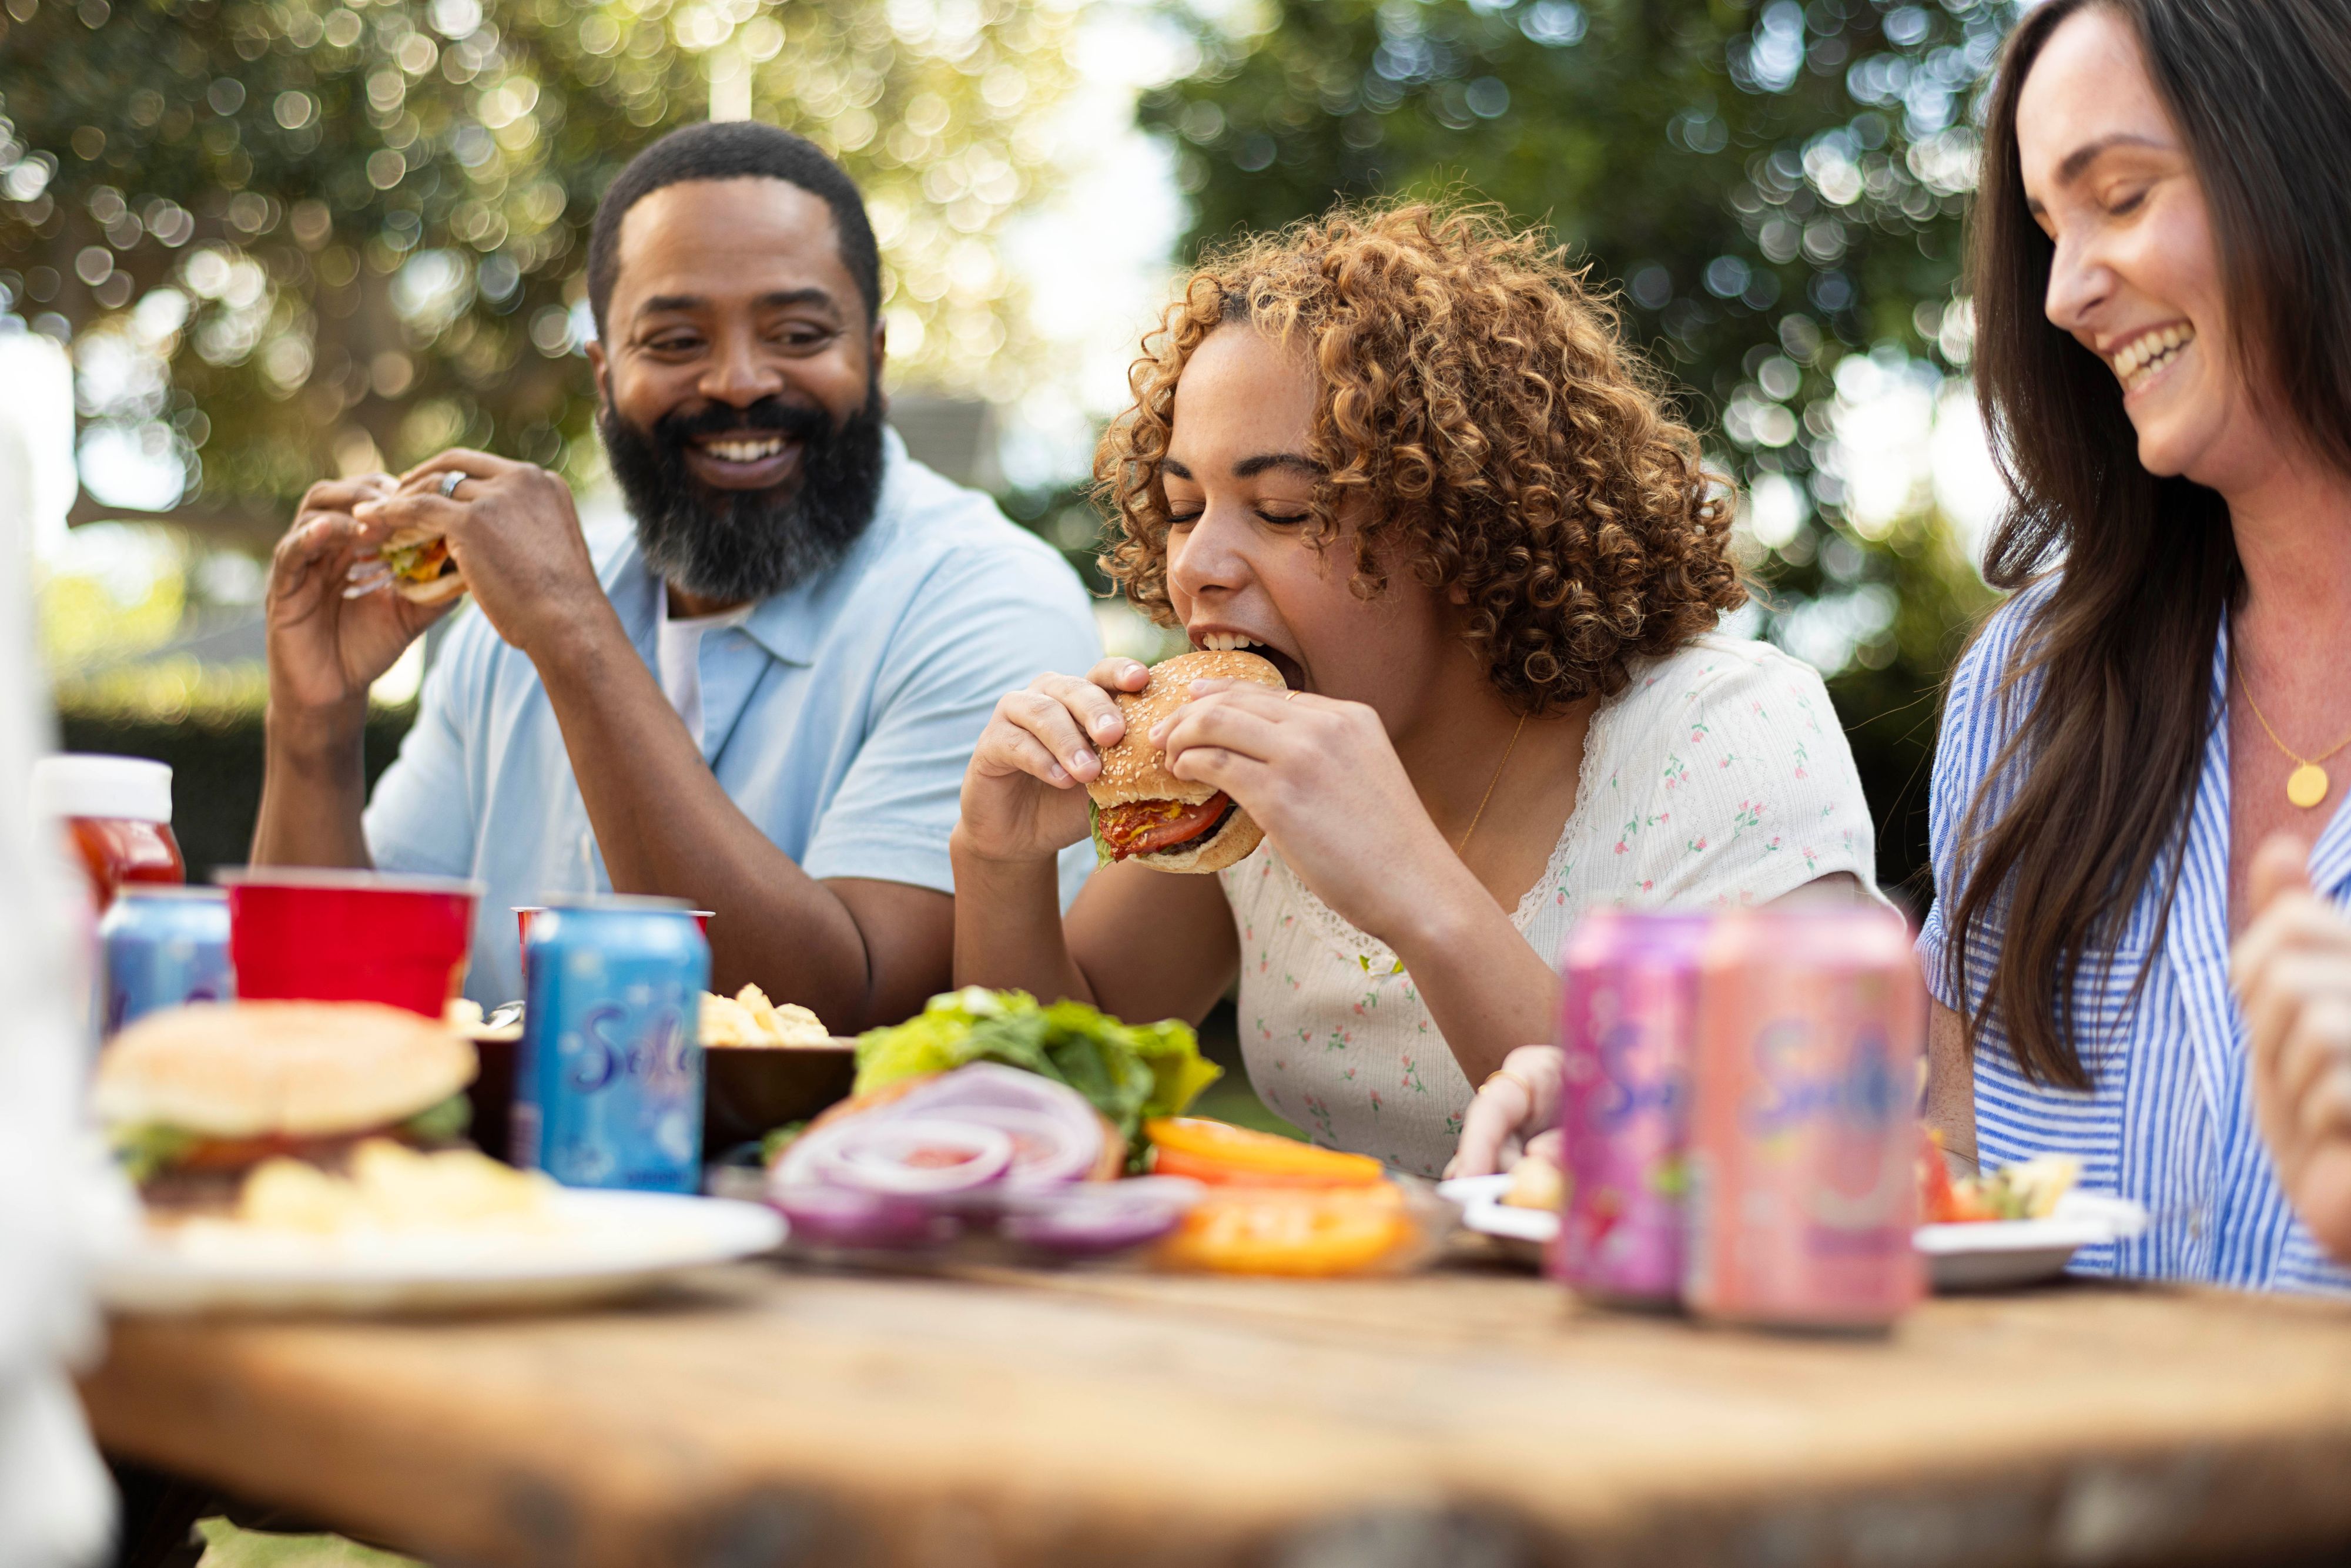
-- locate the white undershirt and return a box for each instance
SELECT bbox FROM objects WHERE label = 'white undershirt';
[655,594,752,751]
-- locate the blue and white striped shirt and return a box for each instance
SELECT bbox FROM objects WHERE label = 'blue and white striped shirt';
[1918,582,2351,1294]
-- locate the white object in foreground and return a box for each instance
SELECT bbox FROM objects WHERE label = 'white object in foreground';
[97,1191,784,1315]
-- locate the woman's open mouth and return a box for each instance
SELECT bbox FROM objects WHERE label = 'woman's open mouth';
[685,432,802,490]
[1193,631,1306,692]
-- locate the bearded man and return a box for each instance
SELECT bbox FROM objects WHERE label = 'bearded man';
[251,122,1099,1027]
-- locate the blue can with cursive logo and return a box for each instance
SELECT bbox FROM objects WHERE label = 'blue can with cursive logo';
[99,886,234,1036]
[515,895,708,1192]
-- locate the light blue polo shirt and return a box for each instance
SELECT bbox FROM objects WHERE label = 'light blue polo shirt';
[363,428,1102,1006]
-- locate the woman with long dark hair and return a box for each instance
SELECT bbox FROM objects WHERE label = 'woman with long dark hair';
[1923,0,2351,1286]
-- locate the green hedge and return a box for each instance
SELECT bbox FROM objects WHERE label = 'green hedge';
[55,708,418,882]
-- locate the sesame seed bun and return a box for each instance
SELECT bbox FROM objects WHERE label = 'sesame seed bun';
[95,1001,477,1140]
[1089,649,1284,874]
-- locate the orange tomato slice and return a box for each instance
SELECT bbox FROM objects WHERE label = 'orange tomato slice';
[1144,1117,1385,1187]
[1158,1184,1411,1276]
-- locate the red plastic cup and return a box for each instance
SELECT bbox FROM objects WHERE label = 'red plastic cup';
[221,869,484,1018]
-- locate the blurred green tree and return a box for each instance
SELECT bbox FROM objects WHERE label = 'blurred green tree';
[1140,0,2008,897]
[0,0,1080,535]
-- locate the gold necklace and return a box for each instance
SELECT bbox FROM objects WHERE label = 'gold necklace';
[1456,712,1529,856]
[2235,663,2351,809]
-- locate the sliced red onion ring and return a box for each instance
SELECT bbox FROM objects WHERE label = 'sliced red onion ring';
[946,1105,1103,1188]
[999,1176,1204,1257]
[767,1184,956,1250]
[798,1117,1013,1196]
[779,1064,1106,1192]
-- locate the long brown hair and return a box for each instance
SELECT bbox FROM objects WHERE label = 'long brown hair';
[1957,0,2351,1087]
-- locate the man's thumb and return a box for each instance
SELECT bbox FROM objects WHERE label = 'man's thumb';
[2250,832,2314,916]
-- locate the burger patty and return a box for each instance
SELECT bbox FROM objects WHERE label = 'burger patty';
[1097,792,1235,862]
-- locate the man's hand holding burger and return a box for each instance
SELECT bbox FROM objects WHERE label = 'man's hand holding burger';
[265,473,450,731]
[355,450,618,664]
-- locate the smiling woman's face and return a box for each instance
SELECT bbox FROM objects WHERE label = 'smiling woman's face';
[1160,324,1451,712]
[2017,6,2272,489]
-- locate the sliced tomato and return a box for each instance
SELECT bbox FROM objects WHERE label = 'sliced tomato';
[1098,794,1231,861]
[1158,1184,1410,1275]
[1145,1117,1385,1187]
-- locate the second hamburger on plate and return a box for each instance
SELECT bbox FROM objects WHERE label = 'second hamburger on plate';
[1088,648,1286,873]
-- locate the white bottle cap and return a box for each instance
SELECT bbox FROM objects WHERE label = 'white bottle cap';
[29,755,173,824]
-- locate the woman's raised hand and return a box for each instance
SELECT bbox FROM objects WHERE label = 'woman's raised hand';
[956,659,1151,865]
[2232,833,2351,1262]
[1155,678,1465,944]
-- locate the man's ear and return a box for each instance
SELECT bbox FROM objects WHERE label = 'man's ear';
[869,313,888,378]
[585,337,609,405]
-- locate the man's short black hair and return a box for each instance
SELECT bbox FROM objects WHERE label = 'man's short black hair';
[587,120,882,337]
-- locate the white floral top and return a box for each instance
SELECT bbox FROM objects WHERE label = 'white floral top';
[1217,634,1884,1176]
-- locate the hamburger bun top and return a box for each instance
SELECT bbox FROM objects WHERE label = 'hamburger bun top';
[95,1001,478,1138]
[1087,649,1285,810]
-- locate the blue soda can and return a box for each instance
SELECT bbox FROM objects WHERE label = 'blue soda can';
[515,894,708,1192]
[99,886,233,1035]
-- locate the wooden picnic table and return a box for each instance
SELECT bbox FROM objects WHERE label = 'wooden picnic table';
[79,1254,2351,1568]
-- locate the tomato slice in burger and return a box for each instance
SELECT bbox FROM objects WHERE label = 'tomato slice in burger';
[1144,1117,1387,1186]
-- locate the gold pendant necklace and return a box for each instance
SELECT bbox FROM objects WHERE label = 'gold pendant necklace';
[1456,712,1529,857]
[2235,663,2351,810]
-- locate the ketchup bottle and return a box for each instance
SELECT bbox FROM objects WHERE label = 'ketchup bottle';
[31,755,185,912]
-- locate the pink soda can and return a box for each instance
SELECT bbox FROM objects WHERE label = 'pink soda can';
[1555,910,1711,1305]
[1685,906,1925,1331]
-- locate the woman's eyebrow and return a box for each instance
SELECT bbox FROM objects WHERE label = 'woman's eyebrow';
[1234,452,1322,478]
[2055,131,2169,186]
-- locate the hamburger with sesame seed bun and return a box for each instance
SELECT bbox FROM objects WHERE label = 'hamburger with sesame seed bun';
[1087,649,1285,874]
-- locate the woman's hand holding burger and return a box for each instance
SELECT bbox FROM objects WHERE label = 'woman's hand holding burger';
[1157,676,1473,947]
[956,659,1153,866]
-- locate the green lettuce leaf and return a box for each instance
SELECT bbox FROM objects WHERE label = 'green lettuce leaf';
[1089,799,1112,869]
[852,988,1220,1160]
[109,1122,199,1184]
[399,1093,471,1147]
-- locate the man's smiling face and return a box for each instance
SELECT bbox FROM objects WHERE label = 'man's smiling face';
[587,175,889,605]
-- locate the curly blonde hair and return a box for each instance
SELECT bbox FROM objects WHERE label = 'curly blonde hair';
[1095,200,1744,715]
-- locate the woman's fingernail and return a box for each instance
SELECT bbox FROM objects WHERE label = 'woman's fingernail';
[1073,750,1096,771]
[1049,763,1068,783]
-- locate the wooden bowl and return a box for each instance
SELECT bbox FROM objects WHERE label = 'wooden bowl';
[463,1036,859,1165]
[702,1040,859,1155]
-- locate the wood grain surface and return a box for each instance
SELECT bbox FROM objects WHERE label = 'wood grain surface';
[78,1256,2351,1568]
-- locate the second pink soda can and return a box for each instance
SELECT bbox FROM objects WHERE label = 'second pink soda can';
[1684,907,1925,1331]
[1555,910,1710,1306]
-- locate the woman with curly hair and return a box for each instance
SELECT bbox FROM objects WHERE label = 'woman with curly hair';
[952,202,1884,1175]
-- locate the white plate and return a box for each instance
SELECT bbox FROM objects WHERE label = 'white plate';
[1438,1174,1553,1264]
[1915,1192,2148,1292]
[98,1190,785,1315]
[1441,1176,2151,1293]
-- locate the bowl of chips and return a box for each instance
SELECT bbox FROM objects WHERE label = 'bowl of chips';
[700,985,857,1157]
